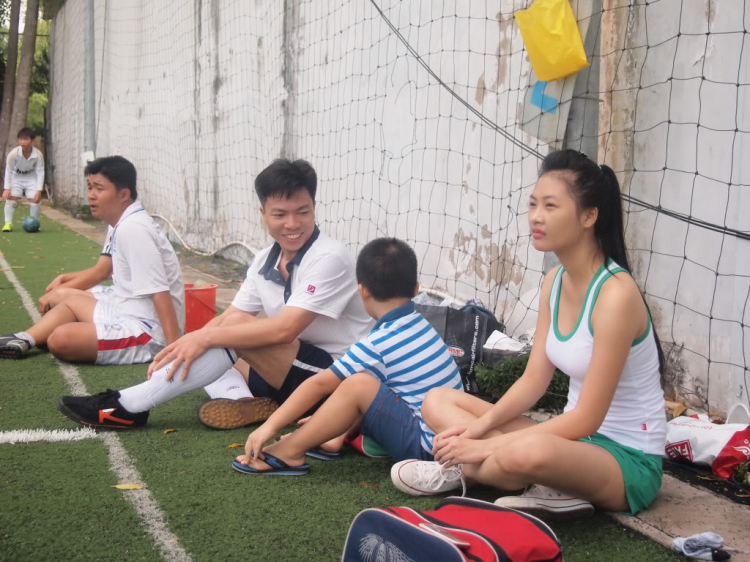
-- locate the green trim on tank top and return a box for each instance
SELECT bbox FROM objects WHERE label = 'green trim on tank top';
[631,312,652,346]
[552,261,608,342]
[586,265,652,346]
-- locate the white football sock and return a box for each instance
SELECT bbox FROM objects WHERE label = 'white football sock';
[203,367,253,400]
[29,203,40,218]
[14,331,36,347]
[118,347,238,413]
[4,199,16,223]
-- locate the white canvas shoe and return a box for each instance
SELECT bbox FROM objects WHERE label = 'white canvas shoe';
[494,484,595,521]
[390,459,466,496]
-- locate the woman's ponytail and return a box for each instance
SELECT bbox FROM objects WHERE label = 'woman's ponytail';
[539,151,665,375]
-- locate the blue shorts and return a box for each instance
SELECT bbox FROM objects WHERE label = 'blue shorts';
[361,383,433,462]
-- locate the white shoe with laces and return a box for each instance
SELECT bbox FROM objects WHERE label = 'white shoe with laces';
[390,459,467,496]
[494,484,595,521]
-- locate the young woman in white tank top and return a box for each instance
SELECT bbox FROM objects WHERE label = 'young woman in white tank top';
[390,150,667,520]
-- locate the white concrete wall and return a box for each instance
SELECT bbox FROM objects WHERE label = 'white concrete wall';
[289,1,551,335]
[51,0,286,257]
[600,0,750,414]
[49,0,749,414]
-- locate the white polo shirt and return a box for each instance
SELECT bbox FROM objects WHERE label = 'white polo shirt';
[106,202,185,341]
[5,146,44,191]
[232,227,373,358]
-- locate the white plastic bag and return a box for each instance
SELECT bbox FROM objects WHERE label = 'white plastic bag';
[665,416,750,478]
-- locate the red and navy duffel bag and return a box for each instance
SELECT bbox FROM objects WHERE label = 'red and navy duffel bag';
[342,496,562,562]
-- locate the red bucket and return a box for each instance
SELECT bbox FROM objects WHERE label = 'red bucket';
[184,283,218,332]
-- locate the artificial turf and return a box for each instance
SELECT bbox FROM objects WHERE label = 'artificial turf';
[0,211,686,561]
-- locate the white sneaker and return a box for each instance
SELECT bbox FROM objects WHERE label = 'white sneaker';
[390,460,466,496]
[494,484,595,521]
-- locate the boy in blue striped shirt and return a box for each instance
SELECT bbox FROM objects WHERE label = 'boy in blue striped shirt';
[234,237,463,475]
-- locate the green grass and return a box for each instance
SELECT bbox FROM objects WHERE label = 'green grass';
[0,441,161,561]
[0,212,686,561]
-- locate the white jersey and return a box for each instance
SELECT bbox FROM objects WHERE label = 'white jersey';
[232,227,373,358]
[5,146,44,191]
[545,262,666,456]
[105,202,185,342]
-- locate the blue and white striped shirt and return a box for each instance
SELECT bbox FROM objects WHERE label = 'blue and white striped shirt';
[329,301,463,452]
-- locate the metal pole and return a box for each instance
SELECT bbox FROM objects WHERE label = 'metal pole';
[83,0,95,155]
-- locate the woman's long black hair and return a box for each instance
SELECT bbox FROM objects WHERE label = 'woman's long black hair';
[539,149,665,374]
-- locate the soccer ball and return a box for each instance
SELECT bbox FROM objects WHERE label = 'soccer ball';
[22,216,40,233]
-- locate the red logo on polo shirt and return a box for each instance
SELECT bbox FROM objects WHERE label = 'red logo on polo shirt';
[306,284,316,295]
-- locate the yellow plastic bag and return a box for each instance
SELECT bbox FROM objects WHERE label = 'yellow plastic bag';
[515,0,589,81]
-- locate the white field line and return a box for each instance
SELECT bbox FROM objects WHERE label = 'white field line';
[0,427,98,444]
[0,252,192,562]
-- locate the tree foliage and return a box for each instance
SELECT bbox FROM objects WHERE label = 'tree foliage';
[0,1,49,139]
[39,0,65,19]
[26,18,48,135]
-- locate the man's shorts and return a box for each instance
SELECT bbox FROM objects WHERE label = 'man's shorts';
[93,299,164,365]
[9,183,38,199]
[580,432,663,515]
[248,341,333,414]
[361,383,432,462]
[89,285,115,300]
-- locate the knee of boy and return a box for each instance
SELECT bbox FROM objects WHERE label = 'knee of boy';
[341,372,378,391]
[47,329,72,358]
[51,287,74,303]
[421,388,447,425]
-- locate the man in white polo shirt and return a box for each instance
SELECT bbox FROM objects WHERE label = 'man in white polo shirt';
[0,156,184,365]
[57,158,373,430]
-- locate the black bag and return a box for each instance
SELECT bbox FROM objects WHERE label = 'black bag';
[415,303,504,394]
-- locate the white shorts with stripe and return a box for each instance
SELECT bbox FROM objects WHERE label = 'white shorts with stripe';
[93,299,165,365]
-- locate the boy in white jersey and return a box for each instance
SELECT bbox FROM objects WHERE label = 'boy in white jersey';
[392,150,666,521]
[2,128,44,232]
[233,238,463,476]
[0,156,184,365]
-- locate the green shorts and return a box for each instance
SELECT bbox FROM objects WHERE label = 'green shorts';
[579,432,663,515]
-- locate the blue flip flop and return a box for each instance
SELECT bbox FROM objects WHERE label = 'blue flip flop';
[272,435,341,461]
[232,453,310,476]
[305,447,342,461]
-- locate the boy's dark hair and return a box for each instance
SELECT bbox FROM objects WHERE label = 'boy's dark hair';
[84,156,138,201]
[255,158,316,206]
[356,238,418,301]
[17,127,36,139]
